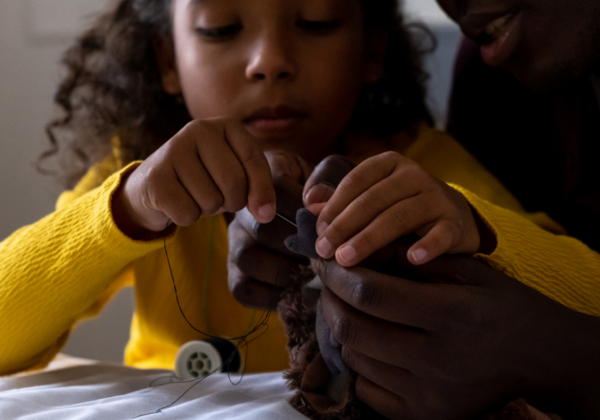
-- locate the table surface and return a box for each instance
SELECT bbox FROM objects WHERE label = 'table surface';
[0,354,308,420]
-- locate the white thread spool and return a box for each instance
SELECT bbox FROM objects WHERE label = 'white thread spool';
[175,338,241,380]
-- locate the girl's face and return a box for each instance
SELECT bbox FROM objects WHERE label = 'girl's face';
[162,0,381,163]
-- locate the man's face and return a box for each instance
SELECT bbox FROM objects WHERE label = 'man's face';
[436,0,600,90]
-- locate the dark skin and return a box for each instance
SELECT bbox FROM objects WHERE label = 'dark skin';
[318,245,600,419]
[228,155,600,419]
[434,0,600,91]
[228,152,349,309]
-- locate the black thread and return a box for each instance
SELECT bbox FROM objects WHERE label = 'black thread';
[133,219,285,418]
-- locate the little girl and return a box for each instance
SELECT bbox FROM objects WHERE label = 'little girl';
[2,0,600,388]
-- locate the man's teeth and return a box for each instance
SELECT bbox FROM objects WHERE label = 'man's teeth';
[485,14,511,38]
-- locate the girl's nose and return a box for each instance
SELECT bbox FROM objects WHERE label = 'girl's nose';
[245,32,297,83]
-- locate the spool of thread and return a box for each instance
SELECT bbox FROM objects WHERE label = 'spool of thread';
[175,337,241,380]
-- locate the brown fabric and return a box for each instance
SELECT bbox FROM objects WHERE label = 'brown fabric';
[277,264,369,420]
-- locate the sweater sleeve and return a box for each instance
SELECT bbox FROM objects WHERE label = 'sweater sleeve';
[403,125,600,316]
[0,162,173,375]
[456,186,600,317]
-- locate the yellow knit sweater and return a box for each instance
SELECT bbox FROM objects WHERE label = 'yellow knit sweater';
[1,125,599,376]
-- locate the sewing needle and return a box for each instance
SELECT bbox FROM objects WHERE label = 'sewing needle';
[276,212,297,228]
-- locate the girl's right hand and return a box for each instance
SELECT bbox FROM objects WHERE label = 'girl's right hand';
[112,117,276,238]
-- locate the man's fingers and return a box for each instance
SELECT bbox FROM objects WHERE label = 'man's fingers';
[343,347,413,397]
[224,120,276,224]
[355,375,406,420]
[320,286,427,367]
[317,259,464,330]
[229,239,306,287]
[235,208,300,257]
[227,266,283,310]
[361,238,489,287]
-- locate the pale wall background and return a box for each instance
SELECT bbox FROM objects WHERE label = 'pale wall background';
[0,0,461,363]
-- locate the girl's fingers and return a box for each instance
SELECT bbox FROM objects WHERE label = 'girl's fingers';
[173,133,230,216]
[407,221,460,265]
[152,172,202,227]
[193,124,249,214]
[316,152,404,235]
[223,119,276,224]
[331,195,436,266]
[303,155,355,206]
[266,150,313,184]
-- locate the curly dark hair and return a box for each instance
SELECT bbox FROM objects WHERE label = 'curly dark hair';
[41,0,433,188]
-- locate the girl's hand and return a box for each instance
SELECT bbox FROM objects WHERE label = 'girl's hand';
[312,151,481,266]
[113,117,276,238]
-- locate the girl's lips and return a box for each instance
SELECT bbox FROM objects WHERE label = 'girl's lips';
[479,11,521,67]
[244,116,305,133]
[243,106,307,134]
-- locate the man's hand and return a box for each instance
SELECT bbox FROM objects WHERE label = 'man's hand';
[227,150,310,310]
[227,153,355,310]
[316,241,600,419]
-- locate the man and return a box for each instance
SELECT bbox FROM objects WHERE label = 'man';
[316,1,600,417]
[440,0,600,252]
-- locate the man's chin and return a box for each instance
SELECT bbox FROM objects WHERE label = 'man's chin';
[506,55,593,94]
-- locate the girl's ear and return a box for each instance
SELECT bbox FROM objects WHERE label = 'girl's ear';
[153,36,182,95]
[364,30,387,83]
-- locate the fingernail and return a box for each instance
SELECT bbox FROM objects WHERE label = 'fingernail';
[317,221,329,236]
[337,245,357,265]
[410,248,428,264]
[305,184,335,205]
[316,237,333,258]
[258,203,275,221]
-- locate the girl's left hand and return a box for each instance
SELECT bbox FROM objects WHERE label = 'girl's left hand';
[311,151,482,266]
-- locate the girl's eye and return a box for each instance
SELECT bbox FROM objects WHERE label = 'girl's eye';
[196,24,242,40]
[298,20,341,34]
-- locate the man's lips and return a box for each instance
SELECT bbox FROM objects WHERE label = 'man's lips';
[460,9,518,41]
[460,9,521,67]
[243,106,307,133]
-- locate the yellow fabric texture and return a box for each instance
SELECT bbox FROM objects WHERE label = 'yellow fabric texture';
[1,123,598,377]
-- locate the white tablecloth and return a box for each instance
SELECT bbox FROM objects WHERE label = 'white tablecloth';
[0,356,308,420]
